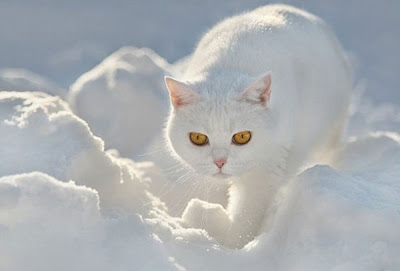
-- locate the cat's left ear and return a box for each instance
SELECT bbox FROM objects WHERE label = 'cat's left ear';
[241,73,272,106]
[165,76,198,109]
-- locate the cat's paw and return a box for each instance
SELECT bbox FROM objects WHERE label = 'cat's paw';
[181,198,231,242]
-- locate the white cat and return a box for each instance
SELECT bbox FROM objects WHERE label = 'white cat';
[164,4,351,248]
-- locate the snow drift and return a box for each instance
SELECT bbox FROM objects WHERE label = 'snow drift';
[0,91,160,214]
[0,172,176,271]
[69,47,172,157]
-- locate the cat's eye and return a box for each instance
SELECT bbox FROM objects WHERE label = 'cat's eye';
[189,132,208,146]
[232,131,251,145]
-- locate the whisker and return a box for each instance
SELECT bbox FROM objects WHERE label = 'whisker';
[169,177,201,215]
[199,178,207,229]
[136,145,170,157]
[162,164,188,176]
[155,171,193,200]
[205,178,214,232]
[161,163,185,171]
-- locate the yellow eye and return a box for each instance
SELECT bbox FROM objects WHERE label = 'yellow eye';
[232,131,251,145]
[189,132,208,146]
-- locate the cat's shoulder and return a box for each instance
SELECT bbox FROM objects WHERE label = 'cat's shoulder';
[220,5,322,30]
[199,4,326,48]
[251,4,322,25]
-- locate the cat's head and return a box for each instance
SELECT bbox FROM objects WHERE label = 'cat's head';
[165,73,276,179]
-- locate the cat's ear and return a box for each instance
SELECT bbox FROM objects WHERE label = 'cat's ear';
[165,76,198,109]
[241,73,272,106]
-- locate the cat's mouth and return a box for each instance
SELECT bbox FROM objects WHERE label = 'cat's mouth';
[213,171,231,178]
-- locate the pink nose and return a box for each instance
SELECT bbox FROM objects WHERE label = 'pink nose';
[214,158,227,169]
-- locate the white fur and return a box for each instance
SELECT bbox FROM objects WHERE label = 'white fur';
[165,4,351,248]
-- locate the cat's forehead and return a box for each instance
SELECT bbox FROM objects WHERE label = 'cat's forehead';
[180,96,261,133]
[194,74,249,96]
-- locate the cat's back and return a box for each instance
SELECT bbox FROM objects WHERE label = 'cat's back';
[184,4,346,79]
[182,5,351,170]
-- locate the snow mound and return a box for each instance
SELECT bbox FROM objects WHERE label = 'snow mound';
[68,47,171,157]
[347,81,400,137]
[0,91,157,214]
[0,68,66,98]
[263,161,400,270]
[0,172,176,271]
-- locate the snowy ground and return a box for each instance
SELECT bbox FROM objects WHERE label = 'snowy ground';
[0,1,399,271]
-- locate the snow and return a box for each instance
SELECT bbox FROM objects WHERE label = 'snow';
[68,47,171,157]
[0,91,157,214]
[0,1,399,270]
[0,172,175,271]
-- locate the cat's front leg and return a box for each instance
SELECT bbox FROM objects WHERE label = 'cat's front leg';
[181,198,232,243]
[223,172,279,249]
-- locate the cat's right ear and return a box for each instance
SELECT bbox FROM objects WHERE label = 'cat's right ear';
[164,76,198,109]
